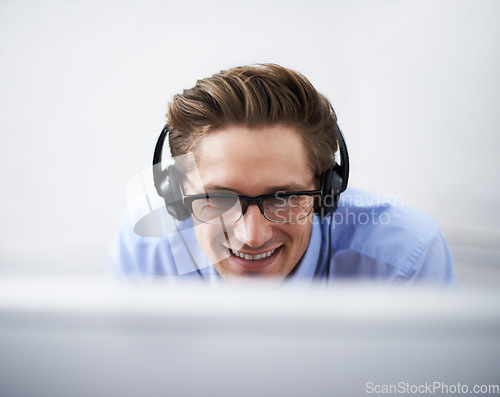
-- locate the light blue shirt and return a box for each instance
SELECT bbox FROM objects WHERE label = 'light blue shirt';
[109,188,458,286]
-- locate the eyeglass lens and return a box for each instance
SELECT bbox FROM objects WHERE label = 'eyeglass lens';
[191,192,314,224]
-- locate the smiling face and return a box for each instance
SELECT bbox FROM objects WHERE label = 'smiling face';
[184,125,317,280]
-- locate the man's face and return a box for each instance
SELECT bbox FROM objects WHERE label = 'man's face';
[184,125,316,280]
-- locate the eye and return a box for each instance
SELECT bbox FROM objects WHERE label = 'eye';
[206,196,237,209]
[191,193,241,222]
[288,195,313,208]
[265,195,312,209]
[263,194,315,222]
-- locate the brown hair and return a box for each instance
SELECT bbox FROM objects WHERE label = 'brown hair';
[167,63,338,177]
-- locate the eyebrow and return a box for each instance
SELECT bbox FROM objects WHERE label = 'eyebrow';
[200,183,315,195]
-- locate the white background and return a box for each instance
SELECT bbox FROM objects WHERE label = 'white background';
[1,0,499,281]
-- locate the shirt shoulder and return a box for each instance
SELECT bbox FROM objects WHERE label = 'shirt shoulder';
[108,206,213,279]
[323,188,457,284]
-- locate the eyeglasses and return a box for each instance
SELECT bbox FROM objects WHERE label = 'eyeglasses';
[181,189,321,225]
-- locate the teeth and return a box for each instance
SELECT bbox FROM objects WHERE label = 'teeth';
[230,248,277,261]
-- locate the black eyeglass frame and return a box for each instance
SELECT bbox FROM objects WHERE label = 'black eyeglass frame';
[181,187,322,224]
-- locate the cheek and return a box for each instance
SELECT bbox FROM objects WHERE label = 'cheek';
[193,222,214,251]
[283,220,313,256]
[193,222,230,262]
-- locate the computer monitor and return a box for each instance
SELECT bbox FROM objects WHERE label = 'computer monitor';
[1,277,499,397]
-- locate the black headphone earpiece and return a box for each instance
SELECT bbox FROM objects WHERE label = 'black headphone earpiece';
[153,121,349,221]
[153,124,191,221]
[314,123,350,218]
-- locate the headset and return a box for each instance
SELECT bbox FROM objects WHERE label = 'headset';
[152,122,350,221]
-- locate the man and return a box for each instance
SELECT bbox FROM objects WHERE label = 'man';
[110,64,458,286]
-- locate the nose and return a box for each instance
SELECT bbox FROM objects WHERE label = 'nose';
[232,204,273,247]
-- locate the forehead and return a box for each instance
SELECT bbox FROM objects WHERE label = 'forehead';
[188,125,315,195]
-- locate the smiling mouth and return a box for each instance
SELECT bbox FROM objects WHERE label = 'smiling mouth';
[228,247,278,261]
